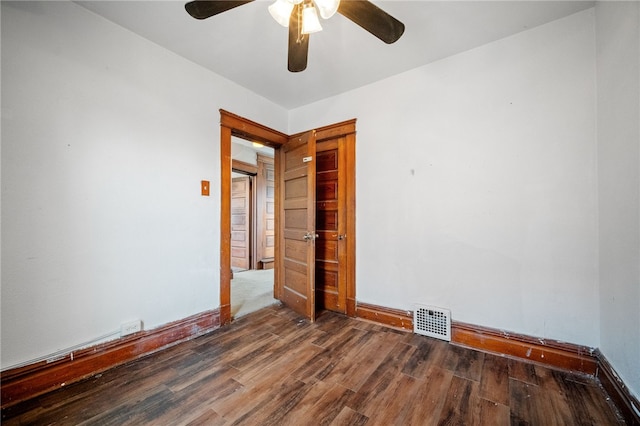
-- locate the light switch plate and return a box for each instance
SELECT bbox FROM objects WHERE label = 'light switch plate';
[201,180,210,196]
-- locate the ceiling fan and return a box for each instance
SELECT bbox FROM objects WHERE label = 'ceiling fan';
[185,0,405,72]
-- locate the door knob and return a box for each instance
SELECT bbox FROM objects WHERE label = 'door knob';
[303,232,317,241]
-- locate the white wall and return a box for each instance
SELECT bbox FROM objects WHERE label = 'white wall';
[290,9,599,346]
[596,1,640,400]
[1,1,287,369]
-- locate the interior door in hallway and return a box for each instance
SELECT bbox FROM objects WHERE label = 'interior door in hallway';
[256,154,275,269]
[277,130,317,321]
[231,176,251,270]
[315,139,347,313]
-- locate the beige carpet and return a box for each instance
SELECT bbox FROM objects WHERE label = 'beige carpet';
[231,269,280,319]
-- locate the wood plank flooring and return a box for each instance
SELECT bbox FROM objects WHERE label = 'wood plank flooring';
[2,305,625,425]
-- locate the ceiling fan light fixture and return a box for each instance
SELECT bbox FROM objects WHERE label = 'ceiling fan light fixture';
[185,0,405,73]
[269,0,294,27]
[313,0,340,19]
[301,3,322,34]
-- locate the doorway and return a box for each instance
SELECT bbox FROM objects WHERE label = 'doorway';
[230,137,278,318]
[219,110,356,325]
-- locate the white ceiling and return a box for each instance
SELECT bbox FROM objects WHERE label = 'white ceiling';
[76,0,594,109]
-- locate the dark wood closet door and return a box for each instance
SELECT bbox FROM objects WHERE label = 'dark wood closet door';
[315,139,347,313]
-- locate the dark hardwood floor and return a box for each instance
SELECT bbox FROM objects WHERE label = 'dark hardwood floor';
[2,304,625,425]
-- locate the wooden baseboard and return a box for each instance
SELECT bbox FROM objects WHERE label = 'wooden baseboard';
[355,302,413,331]
[354,302,598,375]
[1,309,220,409]
[451,320,598,375]
[595,350,640,425]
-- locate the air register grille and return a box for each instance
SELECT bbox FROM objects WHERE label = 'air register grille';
[414,305,451,341]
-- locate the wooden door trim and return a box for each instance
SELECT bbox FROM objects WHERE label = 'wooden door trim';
[220,110,287,325]
[290,119,356,142]
[232,159,258,175]
[221,110,289,146]
[257,153,274,164]
[220,124,232,324]
[344,131,356,317]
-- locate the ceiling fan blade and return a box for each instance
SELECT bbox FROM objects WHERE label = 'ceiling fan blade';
[288,4,308,72]
[338,0,404,44]
[185,1,254,20]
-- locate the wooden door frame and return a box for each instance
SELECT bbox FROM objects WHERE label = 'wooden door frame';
[220,110,287,325]
[219,110,357,325]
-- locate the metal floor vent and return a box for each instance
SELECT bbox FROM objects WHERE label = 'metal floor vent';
[414,305,451,341]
